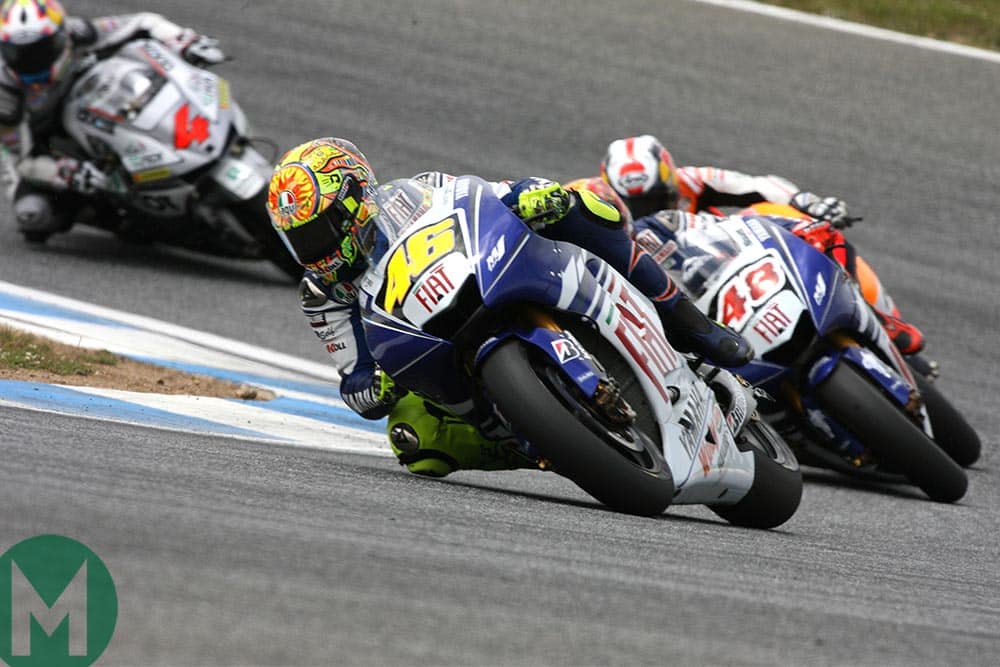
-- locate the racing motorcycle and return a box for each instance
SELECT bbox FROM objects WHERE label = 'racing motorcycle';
[356,176,802,527]
[37,38,299,279]
[641,208,971,502]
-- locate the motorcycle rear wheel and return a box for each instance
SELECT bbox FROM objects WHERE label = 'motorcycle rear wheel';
[481,340,674,517]
[709,416,802,529]
[911,371,981,467]
[815,362,967,503]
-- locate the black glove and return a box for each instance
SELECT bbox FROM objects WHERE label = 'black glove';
[181,33,226,66]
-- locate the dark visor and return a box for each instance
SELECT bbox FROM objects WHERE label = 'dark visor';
[283,206,350,265]
[0,31,67,78]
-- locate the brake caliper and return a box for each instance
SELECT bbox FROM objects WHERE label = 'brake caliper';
[593,379,636,425]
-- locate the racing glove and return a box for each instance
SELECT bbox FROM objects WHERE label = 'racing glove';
[180,33,226,66]
[790,191,851,228]
[341,366,405,420]
[510,178,573,228]
[57,158,108,194]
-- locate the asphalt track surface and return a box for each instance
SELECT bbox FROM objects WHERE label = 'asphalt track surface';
[2,1,998,664]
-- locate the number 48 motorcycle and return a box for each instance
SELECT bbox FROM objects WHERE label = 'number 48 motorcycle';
[30,38,300,279]
[637,209,973,502]
[356,176,802,528]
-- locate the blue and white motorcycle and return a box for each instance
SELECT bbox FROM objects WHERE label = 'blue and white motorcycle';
[638,210,969,502]
[356,176,802,526]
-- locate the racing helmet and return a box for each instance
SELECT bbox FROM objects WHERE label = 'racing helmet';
[564,176,633,227]
[601,134,680,218]
[0,0,72,87]
[266,137,378,282]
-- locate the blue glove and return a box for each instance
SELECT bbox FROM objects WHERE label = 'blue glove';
[341,366,404,419]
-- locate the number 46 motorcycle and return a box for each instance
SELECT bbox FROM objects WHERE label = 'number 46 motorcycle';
[638,209,972,502]
[356,176,802,528]
[34,38,300,279]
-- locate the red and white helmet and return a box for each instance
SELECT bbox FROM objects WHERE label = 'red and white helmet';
[0,0,71,87]
[601,134,679,216]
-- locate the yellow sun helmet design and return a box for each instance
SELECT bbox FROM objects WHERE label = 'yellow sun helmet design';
[266,137,377,282]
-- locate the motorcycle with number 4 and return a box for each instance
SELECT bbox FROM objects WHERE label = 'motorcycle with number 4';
[32,38,300,279]
[641,208,973,502]
[356,176,802,527]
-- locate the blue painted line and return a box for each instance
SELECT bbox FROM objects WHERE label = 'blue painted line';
[127,355,343,398]
[247,396,385,434]
[0,380,286,441]
[0,291,131,329]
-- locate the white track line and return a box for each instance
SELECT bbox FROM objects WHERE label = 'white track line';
[690,0,1000,64]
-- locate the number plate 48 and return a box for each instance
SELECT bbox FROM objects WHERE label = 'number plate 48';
[717,255,786,331]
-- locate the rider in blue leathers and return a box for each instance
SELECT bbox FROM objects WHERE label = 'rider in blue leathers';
[266,137,753,477]
[600,134,928,358]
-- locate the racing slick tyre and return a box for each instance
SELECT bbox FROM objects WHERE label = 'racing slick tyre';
[911,371,981,467]
[22,230,50,244]
[815,362,967,503]
[233,192,303,282]
[481,340,674,517]
[710,416,802,529]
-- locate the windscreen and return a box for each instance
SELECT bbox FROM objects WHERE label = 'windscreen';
[666,221,744,300]
[372,178,436,246]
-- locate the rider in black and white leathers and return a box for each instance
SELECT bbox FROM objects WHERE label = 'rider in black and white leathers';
[0,4,224,236]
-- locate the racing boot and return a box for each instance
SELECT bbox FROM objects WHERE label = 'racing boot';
[387,394,536,477]
[657,295,755,368]
[873,308,925,355]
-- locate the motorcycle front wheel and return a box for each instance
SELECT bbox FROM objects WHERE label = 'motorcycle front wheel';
[815,362,967,503]
[481,340,674,517]
[231,192,303,282]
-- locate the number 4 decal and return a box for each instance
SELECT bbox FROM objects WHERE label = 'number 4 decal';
[717,256,786,330]
[174,104,210,149]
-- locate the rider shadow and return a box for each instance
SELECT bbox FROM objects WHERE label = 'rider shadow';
[26,229,296,286]
[800,467,929,501]
[435,476,796,531]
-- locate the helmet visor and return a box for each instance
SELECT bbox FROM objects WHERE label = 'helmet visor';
[283,205,350,266]
[625,186,678,218]
[0,31,67,81]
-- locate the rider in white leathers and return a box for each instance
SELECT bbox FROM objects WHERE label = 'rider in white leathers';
[0,1,224,238]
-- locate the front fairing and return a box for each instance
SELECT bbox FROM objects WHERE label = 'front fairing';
[63,39,237,187]
[359,176,621,406]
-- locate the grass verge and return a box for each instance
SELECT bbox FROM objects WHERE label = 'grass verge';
[762,0,1000,51]
[0,325,272,400]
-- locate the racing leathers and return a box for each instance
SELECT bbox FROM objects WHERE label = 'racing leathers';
[299,175,751,477]
[0,12,224,236]
[646,165,924,355]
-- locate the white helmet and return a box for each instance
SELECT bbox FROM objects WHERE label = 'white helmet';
[0,0,72,86]
[601,134,680,217]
